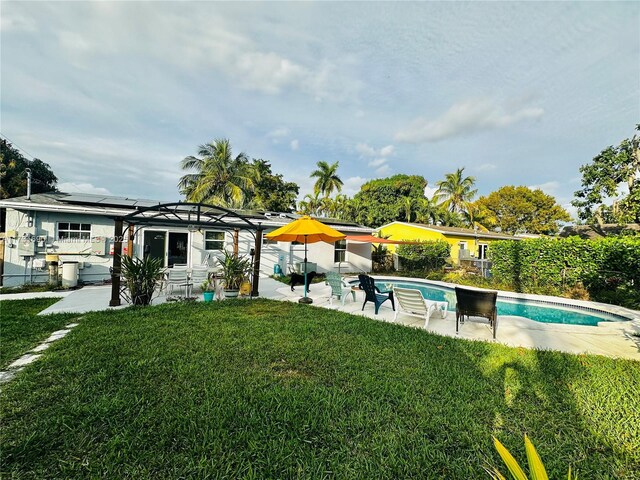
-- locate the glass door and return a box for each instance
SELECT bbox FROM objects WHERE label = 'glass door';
[143,231,166,265]
[168,232,188,267]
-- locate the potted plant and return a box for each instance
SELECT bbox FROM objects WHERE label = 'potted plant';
[219,250,251,298]
[201,278,215,302]
[121,256,164,306]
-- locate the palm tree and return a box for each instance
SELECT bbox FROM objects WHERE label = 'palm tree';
[310,161,343,197]
[298,193,322,216]
[435,167,478,214]
[415,197,441,225]
[402,196,414,222]
[178,139,255,208]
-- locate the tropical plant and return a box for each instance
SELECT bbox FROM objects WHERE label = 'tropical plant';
[473,186,570,234]
[178,138,255,208]
[121,256,164,306]
[573,125,640,224]
[396,240,450,271]
[298,193,323,217]
[1,140,58,199]
[489,434,577,480]
[201,278,214,293]
[310,160,343,197]
[245,158,299,212]
[435,167,478,214]
[415,197,441,225]
[219,250,252,291]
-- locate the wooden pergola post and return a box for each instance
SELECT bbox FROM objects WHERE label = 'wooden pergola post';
[109,218,124,307]
[233,228,239,257]
[251,226,263,297]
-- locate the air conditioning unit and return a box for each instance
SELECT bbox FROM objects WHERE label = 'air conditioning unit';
[264,212,272,217]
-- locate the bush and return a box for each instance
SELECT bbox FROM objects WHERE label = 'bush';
[396,240,450,271]
[489,236,640,308]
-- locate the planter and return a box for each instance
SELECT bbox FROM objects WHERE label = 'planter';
[203,291,214,302]
[224,289,240,298]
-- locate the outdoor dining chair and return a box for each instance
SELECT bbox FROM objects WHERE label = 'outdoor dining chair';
[358,274,394,315]
[326,271,356,306]
[455,286,498,339]
[166,266,189,296]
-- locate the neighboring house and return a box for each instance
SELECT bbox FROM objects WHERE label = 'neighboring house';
[0,192,373,287]
[376,222,522,265]
[560,223,640,239]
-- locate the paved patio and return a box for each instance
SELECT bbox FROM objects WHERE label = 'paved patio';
[2,277,638,360]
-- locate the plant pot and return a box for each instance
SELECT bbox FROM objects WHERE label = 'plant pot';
[203,291,214,302]
[224,289,240,298]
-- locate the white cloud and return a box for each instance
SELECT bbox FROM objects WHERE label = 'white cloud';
[58,182,112,195]
[356,142,377,156]
[368,158,387,168]
[424,186,438,199]
[379,145,395,157]
[529,181,560,195]
[342,176,368,197]
[395,99,544,143]
[356,142,395,158]
[290,139,299,150]
[267,127,290,138]
[375,164,391,176]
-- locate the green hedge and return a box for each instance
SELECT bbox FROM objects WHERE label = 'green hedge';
[489,237,640,308]
[396,240,450,271]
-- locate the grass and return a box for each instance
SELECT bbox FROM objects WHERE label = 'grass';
[1,299,639,478]
[0,298,77,368]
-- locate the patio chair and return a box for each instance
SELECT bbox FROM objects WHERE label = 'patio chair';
[326,271,356,306]
[358,274,394,315]
[455,286,498,339]
[189,266,210,295]
[393,287,448,328]
[166,266,189,296]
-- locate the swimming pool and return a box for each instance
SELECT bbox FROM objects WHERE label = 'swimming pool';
[378,280,628,326]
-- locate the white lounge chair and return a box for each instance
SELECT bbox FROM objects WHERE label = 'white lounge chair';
[393,287,448,328]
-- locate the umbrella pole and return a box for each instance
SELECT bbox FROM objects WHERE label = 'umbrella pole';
[299,235,313,304]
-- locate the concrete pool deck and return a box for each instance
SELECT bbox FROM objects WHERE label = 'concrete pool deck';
[2,278,639,360]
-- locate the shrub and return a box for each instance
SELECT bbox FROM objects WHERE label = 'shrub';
[121,256,164,306]
[396,240,450,271]
[489,236,640,308]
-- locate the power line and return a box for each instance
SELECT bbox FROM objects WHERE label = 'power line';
[0,132,39,161]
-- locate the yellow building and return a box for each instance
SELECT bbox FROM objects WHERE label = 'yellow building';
[377,222,521,265]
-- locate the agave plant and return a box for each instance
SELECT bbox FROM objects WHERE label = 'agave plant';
[121,256,164,306]
[489,434,577,480]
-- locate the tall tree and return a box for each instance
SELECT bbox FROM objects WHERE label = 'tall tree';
[473,186,571,234]
[349,174,428,227]
[310,161,343,197]
[572,126,640,224]
[178,139,254,208]
[435,167,478,214]
[0,140,57,199]
[246,159,299,212]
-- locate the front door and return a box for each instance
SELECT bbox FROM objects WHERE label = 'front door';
[168,232,188,266]
[143,231,166,264]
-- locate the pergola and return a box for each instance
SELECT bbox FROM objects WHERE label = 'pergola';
[108,202,264,306]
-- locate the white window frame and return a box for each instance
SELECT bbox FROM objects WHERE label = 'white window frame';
[334,239,347,263]
[478,243,488,260]
[57,222,91,240]
[204,231,226,251]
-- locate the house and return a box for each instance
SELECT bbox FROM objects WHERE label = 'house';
[376,222,522,265]
[0,192,373,287]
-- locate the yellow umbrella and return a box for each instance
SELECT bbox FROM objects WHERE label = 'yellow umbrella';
[266,216,346,304]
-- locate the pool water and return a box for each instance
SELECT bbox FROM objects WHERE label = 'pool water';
[386,281,625,326]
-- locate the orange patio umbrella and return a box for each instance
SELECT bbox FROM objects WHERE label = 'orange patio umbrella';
[266,216,346,304]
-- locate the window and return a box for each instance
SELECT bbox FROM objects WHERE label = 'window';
[204,231,225,250]
[478,244,488,260]
[58,222,91,240]
[334,239,347,263]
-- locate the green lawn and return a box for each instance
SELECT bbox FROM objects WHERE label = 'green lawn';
[1,300,638,479]
[0,298,77,368]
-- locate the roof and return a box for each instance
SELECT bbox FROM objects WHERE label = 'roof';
[560,223,640,239]
[377,221,520,241]
[0,192,372,232]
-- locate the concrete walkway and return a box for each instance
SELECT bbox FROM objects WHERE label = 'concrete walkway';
[4,278,639,360]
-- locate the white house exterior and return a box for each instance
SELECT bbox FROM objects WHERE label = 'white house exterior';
[0,193,373,288]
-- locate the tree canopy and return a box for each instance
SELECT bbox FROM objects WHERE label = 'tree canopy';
[473,186,571,235]
[0,140,58,199]
[572,126,640,224]
[434,167,477,213]
[178,139,298,211]
[350,174,428,227]
[310,161,343,197]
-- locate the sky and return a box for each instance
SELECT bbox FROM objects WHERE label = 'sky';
[1,1,638,219]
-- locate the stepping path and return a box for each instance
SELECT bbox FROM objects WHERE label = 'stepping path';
[0,318,83,386]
